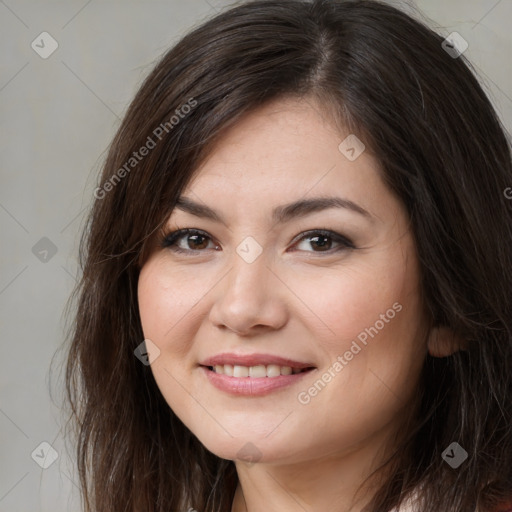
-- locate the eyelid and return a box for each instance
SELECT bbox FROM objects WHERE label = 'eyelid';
[161,227,355,254]
[160,228,218,252]
[289,228,355,250]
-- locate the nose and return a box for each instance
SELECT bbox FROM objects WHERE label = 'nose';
[208,251,288,336]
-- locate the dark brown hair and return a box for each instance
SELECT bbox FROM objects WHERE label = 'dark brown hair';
[57,0,512,510]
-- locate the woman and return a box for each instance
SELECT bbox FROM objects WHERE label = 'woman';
[62,0,512,510]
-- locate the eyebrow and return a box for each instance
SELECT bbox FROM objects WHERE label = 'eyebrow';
[174,195,374,225]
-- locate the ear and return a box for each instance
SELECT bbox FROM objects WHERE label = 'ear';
[427,326,468,357]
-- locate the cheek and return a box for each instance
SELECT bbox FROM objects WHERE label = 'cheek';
[137,256,211,352]
[287,259,426,451]
[294,238,426,398]
[300,241,426,410]
[137,258,205,431]
[292,251,422,355]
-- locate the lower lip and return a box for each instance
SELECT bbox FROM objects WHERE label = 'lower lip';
[200,366,315,396]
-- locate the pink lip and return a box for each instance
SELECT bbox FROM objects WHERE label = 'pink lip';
[200,352,315,369]
[199,353,316,396]
[200,366,315,396]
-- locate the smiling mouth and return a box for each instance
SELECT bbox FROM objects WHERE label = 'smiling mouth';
[203,364,316,378]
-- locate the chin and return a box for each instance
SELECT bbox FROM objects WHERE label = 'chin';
[195,429,303,466]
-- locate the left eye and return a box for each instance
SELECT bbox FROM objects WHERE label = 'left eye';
[161,228,355,254]
[291,229,355,252]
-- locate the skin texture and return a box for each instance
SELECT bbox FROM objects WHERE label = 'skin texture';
[137,96,455,511]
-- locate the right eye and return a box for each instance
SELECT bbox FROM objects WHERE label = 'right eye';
[161,228,220,255]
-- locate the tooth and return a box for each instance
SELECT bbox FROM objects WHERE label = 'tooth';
[266,364,281,378]
[233,365,249,377]
[249,365,267,378]
[212,363,306,377]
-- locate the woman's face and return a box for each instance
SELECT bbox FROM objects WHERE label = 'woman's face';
[137,96,430,466]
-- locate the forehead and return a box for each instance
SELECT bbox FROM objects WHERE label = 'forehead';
[179,96,390,222]
[186,99,384,200]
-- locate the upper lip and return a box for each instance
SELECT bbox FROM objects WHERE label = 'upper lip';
[200,353,315,369]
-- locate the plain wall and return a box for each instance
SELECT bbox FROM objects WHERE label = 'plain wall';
[1,1,510,510]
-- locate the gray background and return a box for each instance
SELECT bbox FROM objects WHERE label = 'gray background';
[1,0,510,510]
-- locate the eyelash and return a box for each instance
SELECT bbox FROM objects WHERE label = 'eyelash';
[160,228,356,255]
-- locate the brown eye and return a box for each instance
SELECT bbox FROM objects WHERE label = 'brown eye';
[185,233,209,250]
[161,229,217,254]
[308,233,332,251]
[291,229,355,253]
[161,228,355,256]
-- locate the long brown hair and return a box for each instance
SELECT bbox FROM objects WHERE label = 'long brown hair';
[56,0,512,510]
